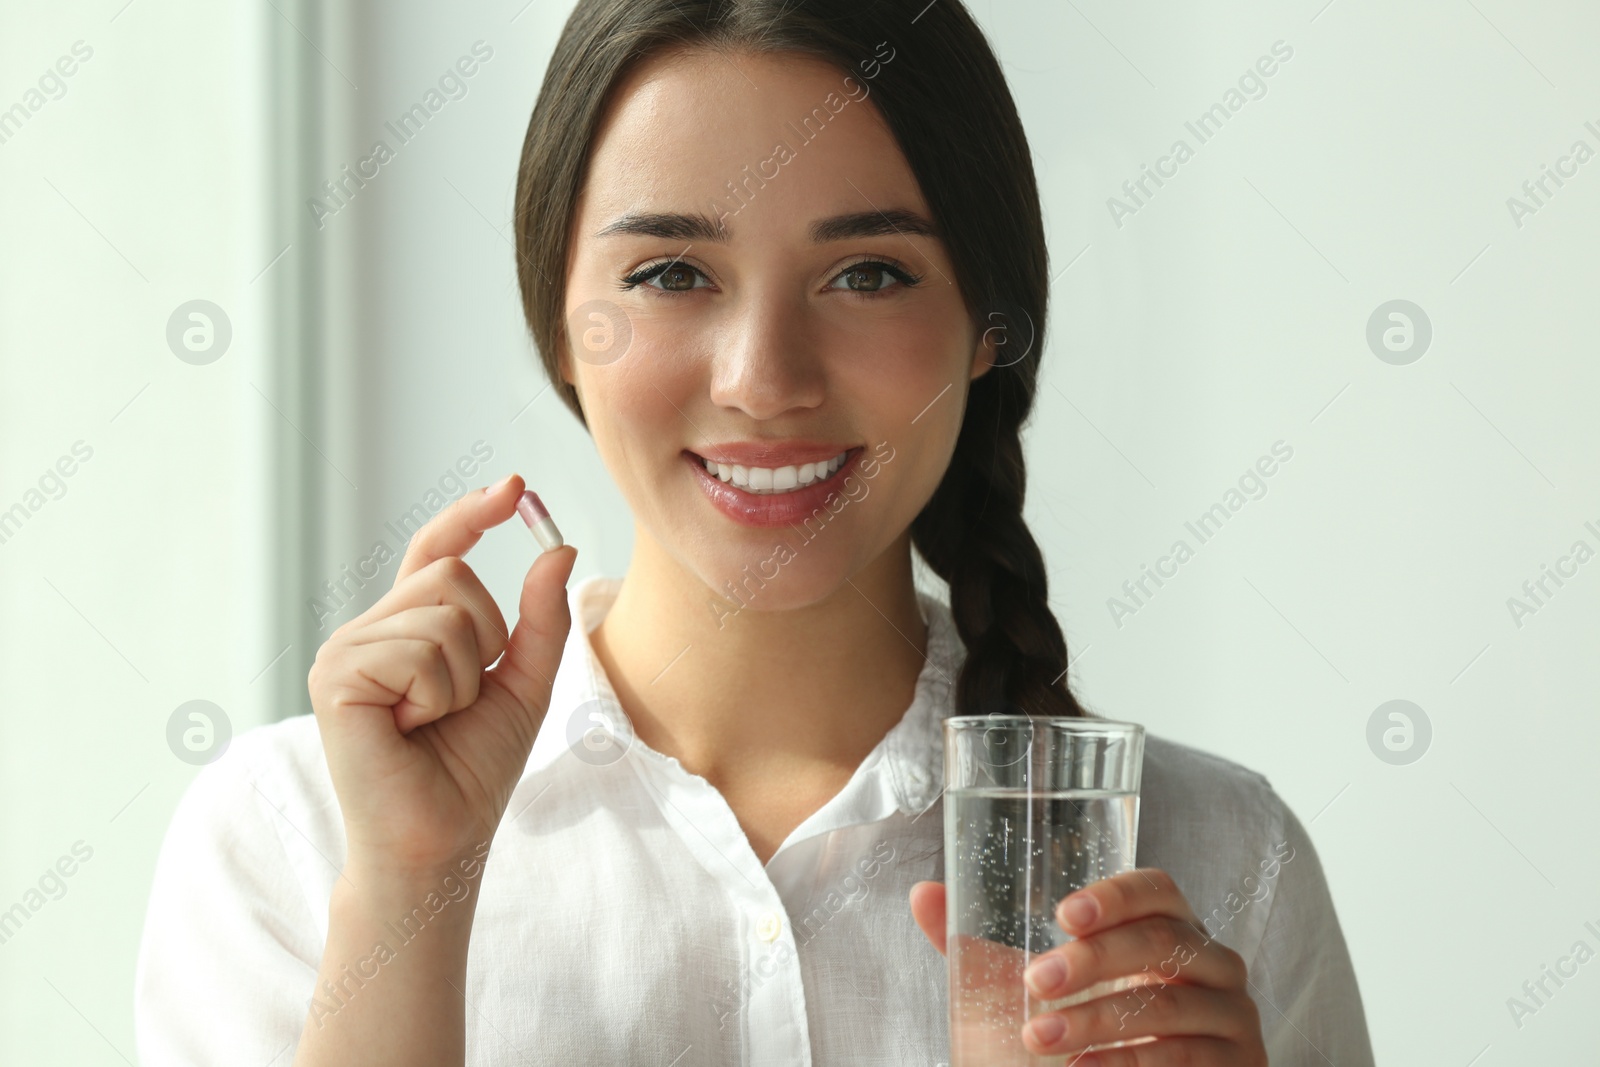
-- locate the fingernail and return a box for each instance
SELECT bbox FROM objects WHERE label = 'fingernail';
[487,473,516,494]
[1026,1014,1065,1046]
[1061,892,1098,929]
[1025,956,1066,996]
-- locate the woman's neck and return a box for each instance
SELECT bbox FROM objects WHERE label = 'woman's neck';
[589,527,931,792]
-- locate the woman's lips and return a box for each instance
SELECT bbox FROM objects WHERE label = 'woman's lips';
[685,446,863,528]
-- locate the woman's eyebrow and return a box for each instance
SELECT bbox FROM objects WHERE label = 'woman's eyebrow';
[811,209,939,242]
[594,211,725,242]
[593,208,939,243]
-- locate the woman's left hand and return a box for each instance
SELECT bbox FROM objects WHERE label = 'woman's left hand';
[910,867,1268,1065]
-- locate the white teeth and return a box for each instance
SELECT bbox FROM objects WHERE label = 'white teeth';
[700,450,850,494]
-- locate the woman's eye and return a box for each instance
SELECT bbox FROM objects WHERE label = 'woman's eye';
[620,258,920,296]
[828,260,919,294]
[620,261,709,293]
[650,263,705,292]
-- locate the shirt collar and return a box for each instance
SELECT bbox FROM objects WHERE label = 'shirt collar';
[521,573,962,817]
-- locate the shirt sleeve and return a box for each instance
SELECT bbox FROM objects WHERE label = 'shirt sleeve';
[1246,786,1375,1067]
[134,733,324,1066]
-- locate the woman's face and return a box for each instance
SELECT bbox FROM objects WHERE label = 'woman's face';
[562,47,993,613]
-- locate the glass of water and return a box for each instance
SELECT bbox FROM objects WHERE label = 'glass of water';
[943,715,1146,1066]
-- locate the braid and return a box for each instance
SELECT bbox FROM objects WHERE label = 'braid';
[912,358,1093,721]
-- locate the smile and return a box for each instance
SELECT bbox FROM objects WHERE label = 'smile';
[683,446,863,528]
[696,450,851,495]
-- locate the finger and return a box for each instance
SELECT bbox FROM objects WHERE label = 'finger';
[909,881,946,956]
[1023,916,1245,1002]
[482,541,578,727]
[323,638,456,737]
[393,473,525,583]
[347,605,485,716]
[354,556,508,670]
[1054,868,1203,940]
[1021,982,1254,1056]
[1035,1036,1239,1067]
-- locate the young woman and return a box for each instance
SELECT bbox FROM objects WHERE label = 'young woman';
[135,2,1373,1064]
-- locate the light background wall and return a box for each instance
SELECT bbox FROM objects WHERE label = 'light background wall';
[2,0,1597,1062]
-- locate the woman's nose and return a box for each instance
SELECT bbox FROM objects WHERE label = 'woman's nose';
[706,293,825,419]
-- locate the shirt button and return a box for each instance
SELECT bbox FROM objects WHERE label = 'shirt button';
[756,911,783,942]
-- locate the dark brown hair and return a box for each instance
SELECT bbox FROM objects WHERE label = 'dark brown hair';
[513,0,1091,720]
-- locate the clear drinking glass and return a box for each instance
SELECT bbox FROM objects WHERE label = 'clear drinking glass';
[943,715,1146,1066]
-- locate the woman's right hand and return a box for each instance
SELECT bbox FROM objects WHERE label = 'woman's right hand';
[306,473,578,877]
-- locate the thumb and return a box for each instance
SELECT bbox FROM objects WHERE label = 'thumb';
[910,880,947,957]
[485,543,578,731]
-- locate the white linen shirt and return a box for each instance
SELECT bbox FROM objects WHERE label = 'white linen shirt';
[135,574,1375,1066]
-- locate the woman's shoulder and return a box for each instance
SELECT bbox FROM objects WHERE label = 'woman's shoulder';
[189,712,337,811]
[137,714,345,1061]
[1131,732,1374,1063]
[1135,734,1298,919]
[1135,729,1302,857]
[160,713,346,911]
[1131,730,1337,956]
[1138,729,1278,819]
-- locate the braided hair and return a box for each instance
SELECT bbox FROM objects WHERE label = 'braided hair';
[911,339,1092,719]
[513,0,1093,719]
